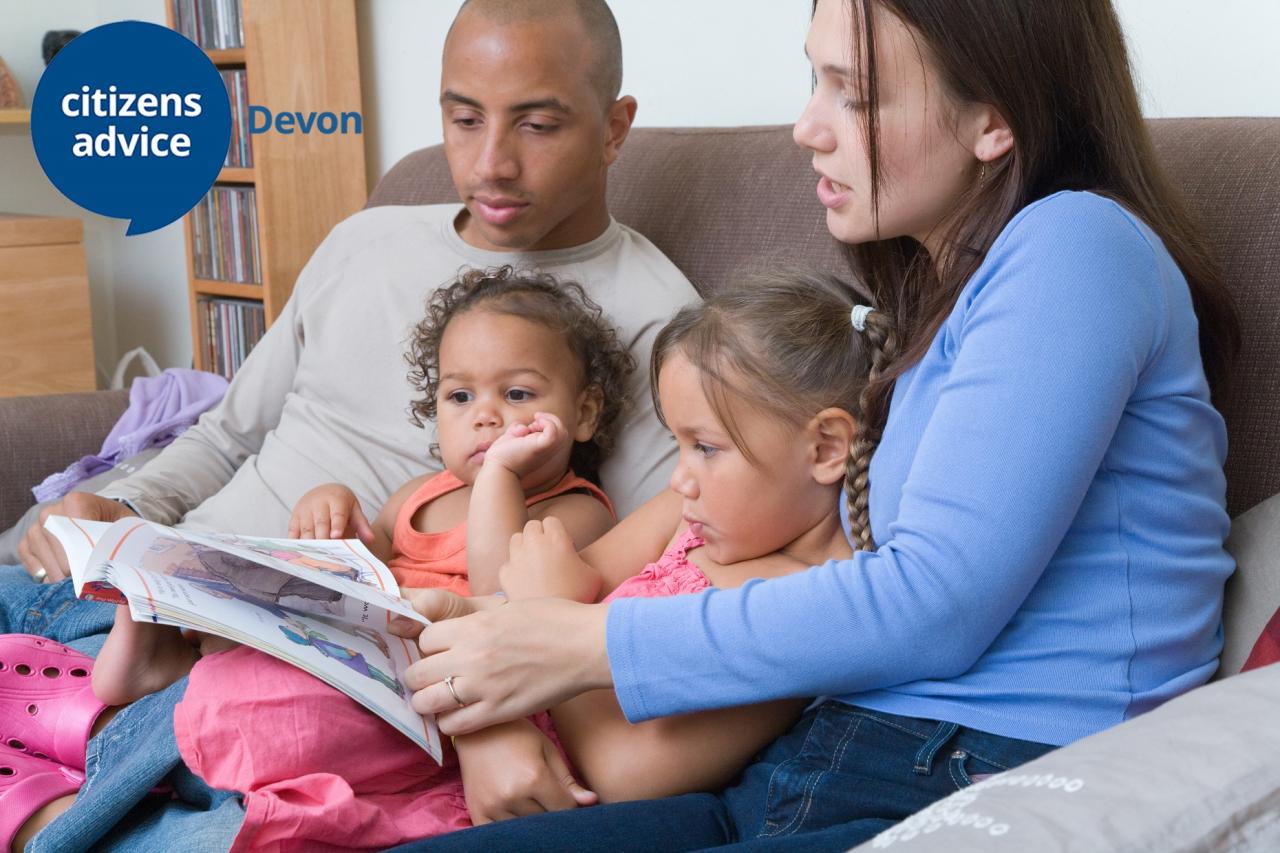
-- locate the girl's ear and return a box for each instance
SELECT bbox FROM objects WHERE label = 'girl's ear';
[807,407,857,486]
[573,385,605,443]
[969,103,1014,164]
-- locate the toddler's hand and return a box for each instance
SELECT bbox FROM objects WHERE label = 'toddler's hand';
[500,516,600,601]
[454,718,596,824]
[483,412,567,478]
[288,483,374,542]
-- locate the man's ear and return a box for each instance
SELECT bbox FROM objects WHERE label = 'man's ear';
[970,103,1014,164]
[603,96,638,167]
[573,385,605,443]
[807,407,857,486]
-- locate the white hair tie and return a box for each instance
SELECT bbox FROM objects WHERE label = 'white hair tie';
[850,304,874,332]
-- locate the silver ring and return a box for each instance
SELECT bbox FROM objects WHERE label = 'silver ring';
[443,675,467,709]
[32,567,48,583]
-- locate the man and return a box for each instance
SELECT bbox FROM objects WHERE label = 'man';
[7,2,697,848]
[18,0,694,583]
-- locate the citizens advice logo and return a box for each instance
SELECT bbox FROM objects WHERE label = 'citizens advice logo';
[31,21,364,236]
[32,21,231,235]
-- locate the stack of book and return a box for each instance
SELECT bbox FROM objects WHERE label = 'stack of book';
[222,68,252,168]
[197,297,266,379]
[191,186,261,284]
[170,0,244,50]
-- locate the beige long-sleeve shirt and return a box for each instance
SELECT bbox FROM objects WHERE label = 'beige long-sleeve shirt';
[102,204,697,534]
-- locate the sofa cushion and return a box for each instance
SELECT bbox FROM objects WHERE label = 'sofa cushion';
[1218,490,1280,677]
[853,663,1280,852]
[0,390,130,532]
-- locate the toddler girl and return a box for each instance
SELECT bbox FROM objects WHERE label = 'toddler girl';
[172,269,896,850]
[82,266,633,708]
[287,263,634,597]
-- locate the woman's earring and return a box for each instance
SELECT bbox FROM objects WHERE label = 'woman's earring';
[978,162,987,187]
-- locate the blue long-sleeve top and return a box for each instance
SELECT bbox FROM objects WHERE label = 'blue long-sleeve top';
[607,191,1234,746]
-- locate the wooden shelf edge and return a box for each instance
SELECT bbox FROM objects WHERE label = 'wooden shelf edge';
[218,166,256,183]
[192,278,264,300]
[206,47,246,65]
[0,108,32,125]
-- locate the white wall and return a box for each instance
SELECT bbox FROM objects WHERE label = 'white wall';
[3,0,1278,381]
[1116,1,1280,119]
[360,0,1280,183]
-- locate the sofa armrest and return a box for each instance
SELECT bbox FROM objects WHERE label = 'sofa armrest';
[0,390,129,531]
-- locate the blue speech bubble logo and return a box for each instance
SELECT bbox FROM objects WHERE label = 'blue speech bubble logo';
[32,21,231,236]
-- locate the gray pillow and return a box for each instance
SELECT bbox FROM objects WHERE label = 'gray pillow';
[854,663,1280,852]
[0,447,162,566]
[1219,491,1280,677]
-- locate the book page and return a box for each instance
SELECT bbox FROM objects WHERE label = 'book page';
[47,515,442,760]
[51,516,430,626]
[44,516,119,602]
[100,522,440,759]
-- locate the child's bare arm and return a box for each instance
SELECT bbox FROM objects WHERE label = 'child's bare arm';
[466,462,532,595]
[467,413,579,594]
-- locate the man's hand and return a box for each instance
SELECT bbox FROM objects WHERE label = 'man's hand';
[288,483,374,542]
[18,492,137,583]
[483,413,568,479]
[454,718,596,824]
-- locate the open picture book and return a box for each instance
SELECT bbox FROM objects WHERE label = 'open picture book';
[44,514,442,763]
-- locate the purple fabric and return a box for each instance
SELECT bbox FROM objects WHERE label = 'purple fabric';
[32,369,228,502]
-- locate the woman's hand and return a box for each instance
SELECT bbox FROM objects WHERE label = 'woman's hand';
[454,718,596,824]
[287,483,374,542]
[387,589,507,640]
[404,596,613,734]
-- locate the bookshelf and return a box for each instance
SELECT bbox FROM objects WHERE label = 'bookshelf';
[168,0,367,377]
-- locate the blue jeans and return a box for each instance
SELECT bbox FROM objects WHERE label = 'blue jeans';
[1,565,244,851]
[390,701,1057,852]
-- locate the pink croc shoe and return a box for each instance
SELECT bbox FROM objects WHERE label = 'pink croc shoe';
[0,744,84,851]
[0,635,106,770]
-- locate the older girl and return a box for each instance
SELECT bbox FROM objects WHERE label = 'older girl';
[398,0,1239,849]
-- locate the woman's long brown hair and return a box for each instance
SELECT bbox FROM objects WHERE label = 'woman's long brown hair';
[830,0,1240,448]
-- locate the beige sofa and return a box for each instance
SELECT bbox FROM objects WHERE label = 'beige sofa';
[2,119,1278,847]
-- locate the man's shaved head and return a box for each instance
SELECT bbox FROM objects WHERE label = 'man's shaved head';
[451,0,623,109]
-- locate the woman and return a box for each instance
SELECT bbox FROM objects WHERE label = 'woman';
[396,0,1239,848]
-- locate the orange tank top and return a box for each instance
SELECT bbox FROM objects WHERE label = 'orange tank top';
[385,469,613,595]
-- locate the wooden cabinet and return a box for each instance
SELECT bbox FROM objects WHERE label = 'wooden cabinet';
[0,214,95,398]
[169,0,367,376]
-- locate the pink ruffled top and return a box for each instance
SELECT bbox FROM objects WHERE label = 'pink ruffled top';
[601,528,710,602]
